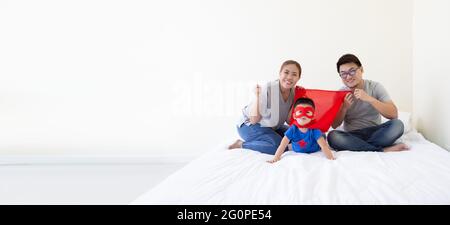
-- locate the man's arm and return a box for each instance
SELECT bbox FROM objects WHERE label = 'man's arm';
[332,93,354,129]
[369,100,398,119]
[332,105,347,129]
[353,89,398,119]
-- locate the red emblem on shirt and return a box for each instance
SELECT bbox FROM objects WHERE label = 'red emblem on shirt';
[298,140,307,148]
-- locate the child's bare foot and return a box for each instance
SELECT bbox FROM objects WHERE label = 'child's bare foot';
[228,140,243,149]
[383,143,410,152]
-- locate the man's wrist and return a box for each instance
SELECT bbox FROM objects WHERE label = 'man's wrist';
[367,96,377,104]
[341,105,349,112]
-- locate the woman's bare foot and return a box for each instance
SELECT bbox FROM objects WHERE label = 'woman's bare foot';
[383,143,410,152]
[228,140,243,149]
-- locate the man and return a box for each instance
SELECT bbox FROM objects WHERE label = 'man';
[327,54,409,152]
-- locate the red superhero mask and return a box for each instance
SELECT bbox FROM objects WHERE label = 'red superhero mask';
[293,105,315,128]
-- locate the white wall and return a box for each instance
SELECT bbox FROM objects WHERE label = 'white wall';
[0,0,413,156]
[413,0,450,150]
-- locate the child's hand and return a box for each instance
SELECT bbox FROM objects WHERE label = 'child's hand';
[267,156,281,164]
[325,152,336,160]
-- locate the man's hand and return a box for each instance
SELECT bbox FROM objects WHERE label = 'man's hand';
[267,156,281,164]
[353,89,375,103]
[342,92,355,110]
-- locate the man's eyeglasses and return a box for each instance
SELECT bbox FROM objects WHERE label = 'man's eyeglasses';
[339,67,360,78]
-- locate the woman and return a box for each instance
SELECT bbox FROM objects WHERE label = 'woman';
[228,60,302,155]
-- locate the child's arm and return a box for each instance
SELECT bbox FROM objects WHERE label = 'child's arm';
[317,136,336,160]
[267,136,290,163]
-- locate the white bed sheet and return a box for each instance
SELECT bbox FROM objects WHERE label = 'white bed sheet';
[132,130,450,204]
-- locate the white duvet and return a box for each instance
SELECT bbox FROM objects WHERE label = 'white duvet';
[132,130,450,204]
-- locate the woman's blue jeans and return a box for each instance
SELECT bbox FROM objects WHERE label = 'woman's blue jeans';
[237,123,289,155]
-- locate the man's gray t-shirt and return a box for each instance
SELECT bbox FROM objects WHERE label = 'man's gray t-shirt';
[340,80,391,131]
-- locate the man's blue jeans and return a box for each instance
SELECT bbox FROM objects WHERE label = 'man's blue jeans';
[327,119,404,152]
[237,123,289,155]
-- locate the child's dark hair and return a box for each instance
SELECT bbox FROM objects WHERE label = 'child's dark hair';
[294,97,315,109]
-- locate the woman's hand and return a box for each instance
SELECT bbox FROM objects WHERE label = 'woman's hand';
[249,84,262,124]
[255,84,261,96]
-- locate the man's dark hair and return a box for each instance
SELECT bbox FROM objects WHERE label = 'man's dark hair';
[336,54,362,73]
[294,97,315,109]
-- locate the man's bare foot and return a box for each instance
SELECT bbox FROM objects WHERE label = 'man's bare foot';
[228,140,243,149]
[383,143,410,152]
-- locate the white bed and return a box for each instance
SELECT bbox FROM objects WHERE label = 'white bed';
[132,130,450,204]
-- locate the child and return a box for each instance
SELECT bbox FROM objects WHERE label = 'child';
[268,97,335,163]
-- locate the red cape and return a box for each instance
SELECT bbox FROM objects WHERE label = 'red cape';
[289,86,351,133]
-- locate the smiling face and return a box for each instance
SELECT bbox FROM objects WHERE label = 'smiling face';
[279,64,300,90]
[293,104,315,126]
[339,62,364,89]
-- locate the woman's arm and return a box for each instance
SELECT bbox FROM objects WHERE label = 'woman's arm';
[267,136,290,163]
[249,84,262,124]
[317,137,335,160]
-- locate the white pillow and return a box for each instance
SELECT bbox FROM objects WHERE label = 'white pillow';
[381,111,412,134]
